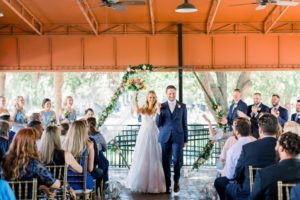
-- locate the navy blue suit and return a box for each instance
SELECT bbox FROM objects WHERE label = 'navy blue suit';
[250,158,300,200]
[225,137,277,200]
[291,113,300,125]
[247,103,269,139]
[227,100,248,131]
[156,101,188,191]
[269,106,288,128]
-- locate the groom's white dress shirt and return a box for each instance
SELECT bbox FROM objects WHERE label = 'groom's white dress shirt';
[168,100,176,113]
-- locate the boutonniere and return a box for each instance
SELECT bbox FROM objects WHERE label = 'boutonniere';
[177,104,181,109]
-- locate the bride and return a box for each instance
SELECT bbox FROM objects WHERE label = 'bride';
[126,90,166,193]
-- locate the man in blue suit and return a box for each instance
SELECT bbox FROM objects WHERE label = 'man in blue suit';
[156,85,188,194]
[226,89,248,131]
[225,113,278,200]
[250,132,300,200]
[246,93,269,139]
[270,94,288,128]
[291,99,300,125]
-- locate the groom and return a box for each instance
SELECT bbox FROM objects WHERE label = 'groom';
[156,85,188,194]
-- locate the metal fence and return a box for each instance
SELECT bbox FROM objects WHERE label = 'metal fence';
[105,124,221,168]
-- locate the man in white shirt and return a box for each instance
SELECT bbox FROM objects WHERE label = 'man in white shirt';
[215,117,255,200]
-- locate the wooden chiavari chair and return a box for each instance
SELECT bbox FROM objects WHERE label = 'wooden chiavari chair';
[277,181,296,200]
[8,178,37,200]
[249,165,261,192]
[46,164,68,200]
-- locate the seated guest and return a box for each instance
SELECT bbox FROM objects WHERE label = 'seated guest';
[27,120,43,151]
[283,121,300,135]
[291,100,300,125]
[225,113,278,200]
[1,128,60,193]
[39,125,82,173]
[59,123,69,145]
[270,94,288,128]
[63,120,94,190]
[40,98,57,128]
[85,108,94,120]
[87,117,109,183]
[0,114,15,143]
[0,96,9,115]
[250,132,300,200]
[215,117,256,199]
[291,184,300,200]
[246,93,269,139]
[0,179,16,200]
[0,120,10,161]
[87,117,107,152]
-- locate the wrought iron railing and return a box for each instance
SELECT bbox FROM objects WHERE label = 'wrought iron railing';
[105,124,221,168]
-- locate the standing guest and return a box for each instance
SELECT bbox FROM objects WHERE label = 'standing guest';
[224,89,248,131]
[27,120,44,151]
[270,94,288,128]
[63,120,94,190]
[40,98,57,128]
[214,117,256,200]
[225,113,278,200]
[59,123,69,145]
[11,96,27,133]
[39,125,82,173]
[60,96,76,124]
[246,93,269,139]
[1,128,60,196]
[85,108,94,119]
[0,120,10,161]
[250,132,300,200]
[291,100,300,124]
[0,96,8,114]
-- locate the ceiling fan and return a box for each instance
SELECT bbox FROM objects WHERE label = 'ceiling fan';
[231,0,299,10]
[100,0,146,12]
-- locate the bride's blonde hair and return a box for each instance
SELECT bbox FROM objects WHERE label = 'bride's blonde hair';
[139,90,157,115]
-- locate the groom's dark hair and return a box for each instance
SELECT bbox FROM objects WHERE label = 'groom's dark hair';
[166,85,176,92]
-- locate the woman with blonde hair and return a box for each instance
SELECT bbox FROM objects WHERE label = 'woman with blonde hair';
[63,120,94,190]
[39,125,82,173]
[126,90,166,193]
[11,96,27,132]
[1,128,60,197]
[60,96,76,124]
[283,121,300,136]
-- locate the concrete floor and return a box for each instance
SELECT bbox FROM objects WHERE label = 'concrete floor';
[106,167,218,200]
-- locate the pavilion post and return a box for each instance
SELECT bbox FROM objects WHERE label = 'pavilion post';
[178,23,183,103]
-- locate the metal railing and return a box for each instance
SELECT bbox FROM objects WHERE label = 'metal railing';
[105,124,221,168]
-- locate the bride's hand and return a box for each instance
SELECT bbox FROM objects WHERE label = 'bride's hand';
[156,102,161,113]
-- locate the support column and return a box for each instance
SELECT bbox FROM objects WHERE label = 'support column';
[178,24,183,103]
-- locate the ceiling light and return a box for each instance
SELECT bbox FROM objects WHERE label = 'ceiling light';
[176,0,198,13]
[0,11,3,17]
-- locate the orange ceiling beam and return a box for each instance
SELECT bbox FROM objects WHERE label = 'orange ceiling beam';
[76,0,98,35]
[2,0,43,35]
[264,2,294,34]
[206,0,221,34]
[148,0,155,35]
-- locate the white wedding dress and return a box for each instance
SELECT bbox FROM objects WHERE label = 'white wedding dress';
[126,114,166,193]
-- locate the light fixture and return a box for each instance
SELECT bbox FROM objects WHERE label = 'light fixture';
[0,11,3,17]
[176,0,198,13]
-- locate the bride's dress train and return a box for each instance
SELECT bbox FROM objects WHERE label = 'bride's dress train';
[126,114,166,193]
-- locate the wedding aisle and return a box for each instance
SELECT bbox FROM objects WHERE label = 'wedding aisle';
[107,167,218,200]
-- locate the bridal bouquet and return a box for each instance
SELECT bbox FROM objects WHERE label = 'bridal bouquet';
[126,78,146,91]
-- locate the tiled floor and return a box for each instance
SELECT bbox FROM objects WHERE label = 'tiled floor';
[106,167,218,200]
